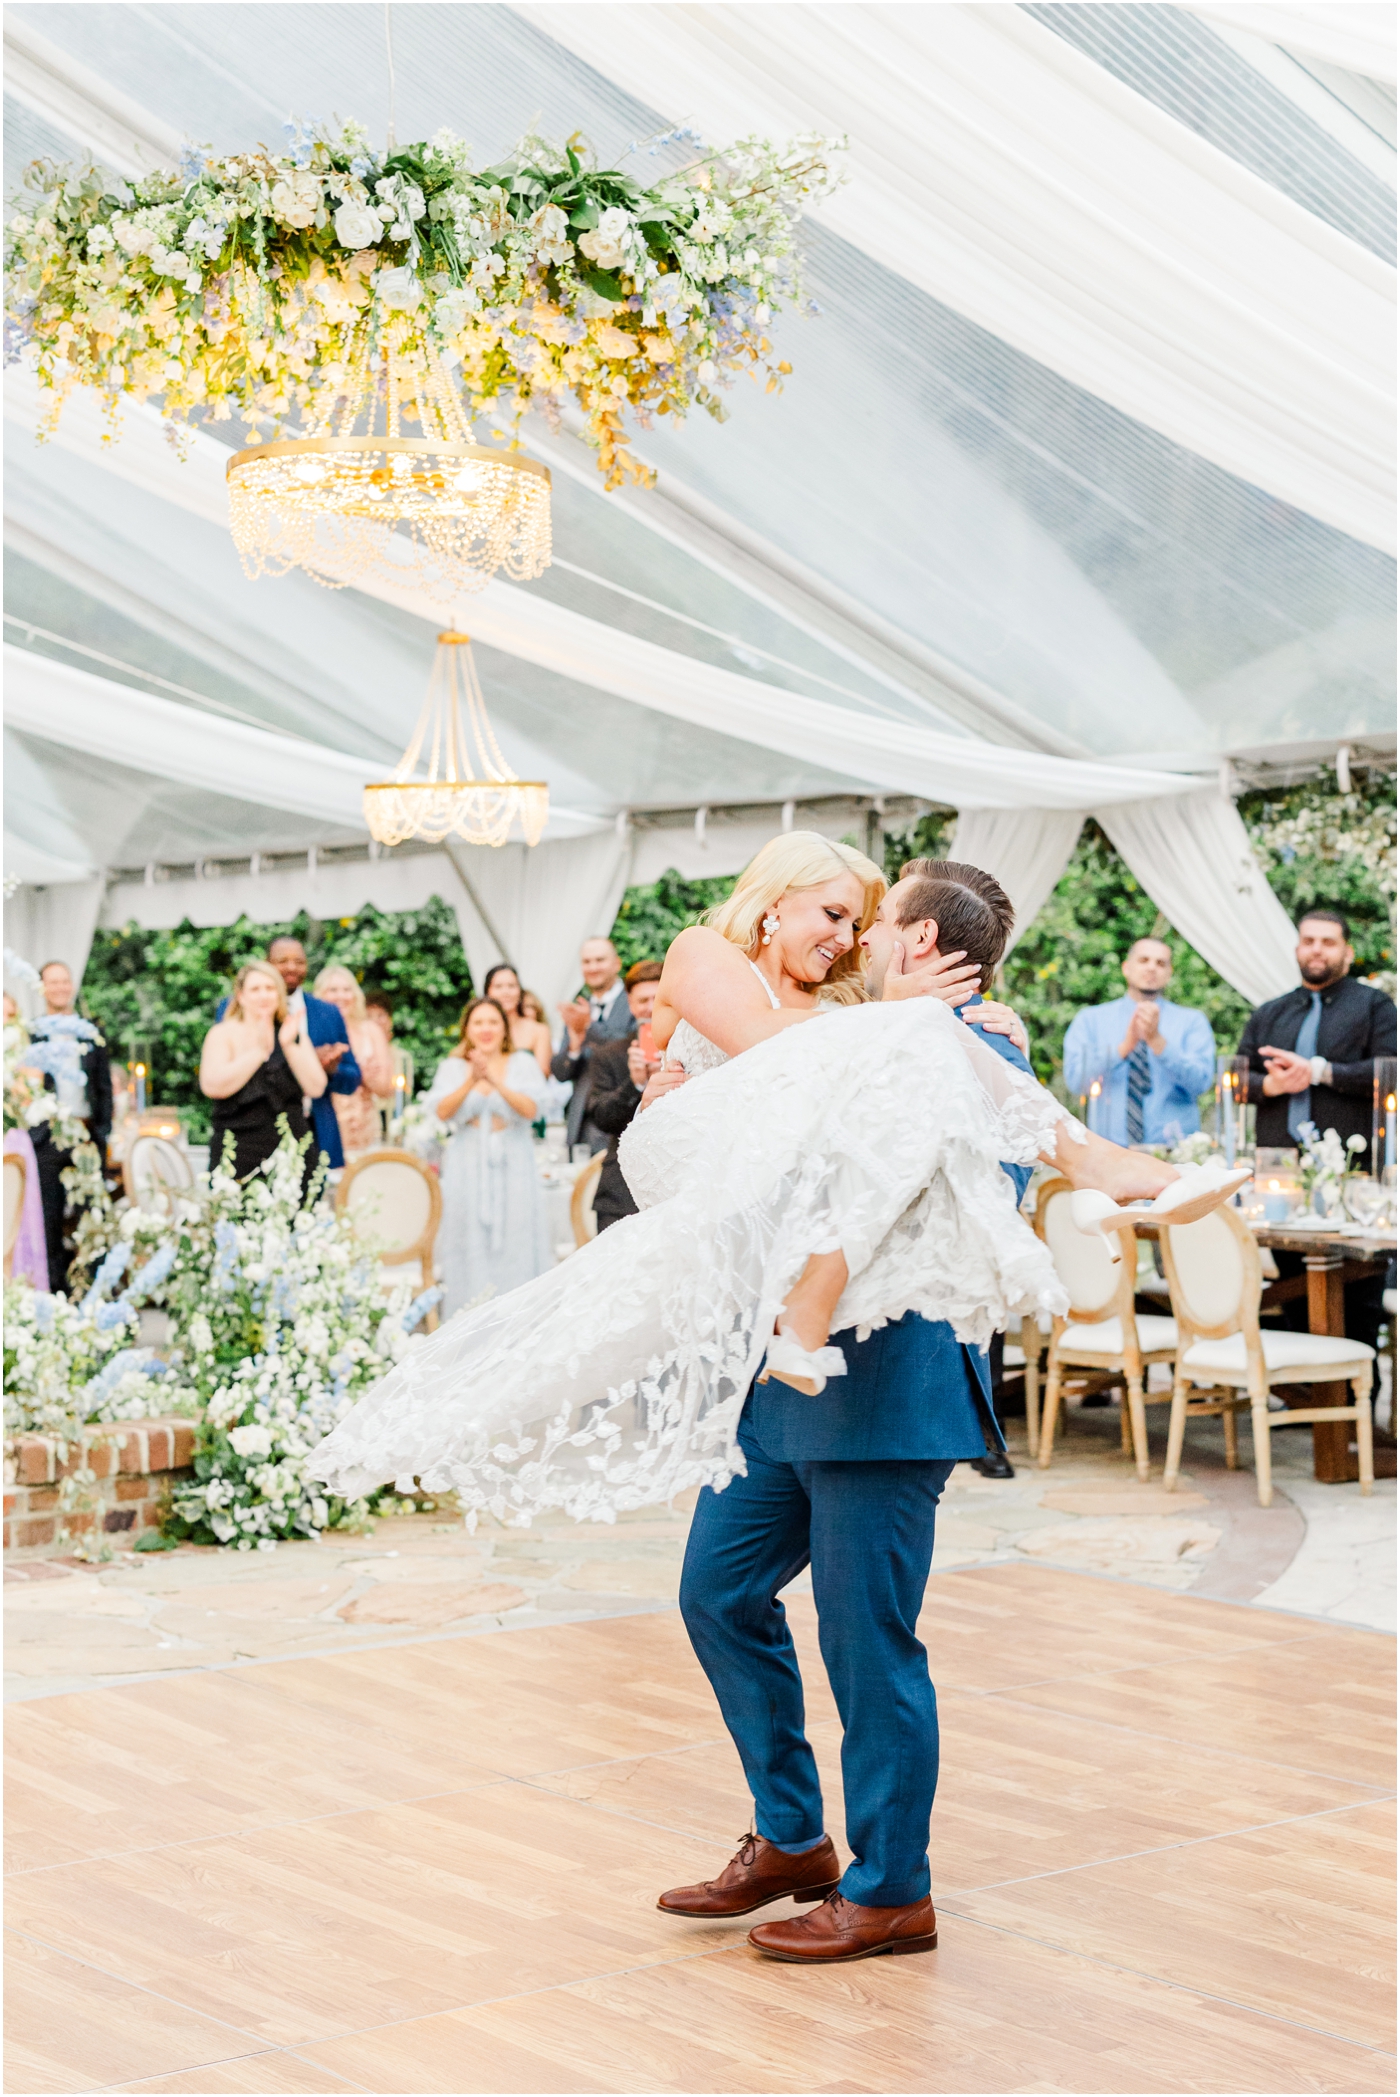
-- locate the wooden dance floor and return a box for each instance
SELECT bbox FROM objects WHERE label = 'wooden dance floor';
[6,1563,1395,2094]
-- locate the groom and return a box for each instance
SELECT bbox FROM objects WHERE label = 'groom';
[656,860,1032,1962]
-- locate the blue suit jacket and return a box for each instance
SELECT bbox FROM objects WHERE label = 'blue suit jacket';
[214,992,361,1169]
[744,1006,1032,1463]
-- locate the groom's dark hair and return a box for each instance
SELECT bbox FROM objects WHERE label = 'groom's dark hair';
[893,859,1015,993]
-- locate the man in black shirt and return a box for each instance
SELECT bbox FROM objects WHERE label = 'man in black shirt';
[29,960,113,1293]
[1238,907,1396,1378]
[1240,909,1396,1151]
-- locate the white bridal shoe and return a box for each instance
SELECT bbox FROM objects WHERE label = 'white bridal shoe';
[1070,1164,1253,1261]
[759,1327,849,1396]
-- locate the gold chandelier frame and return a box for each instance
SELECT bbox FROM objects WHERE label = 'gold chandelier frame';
[364,630,548,850]
[225,323,552,602]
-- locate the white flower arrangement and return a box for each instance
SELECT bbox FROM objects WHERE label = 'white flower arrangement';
[4,120,844,489]
[5,1129,440,1550]
[1294,1121,1368,1218]
[4,1240,182,1444]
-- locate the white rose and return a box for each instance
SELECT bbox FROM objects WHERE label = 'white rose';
[577,206,632,272]
[592,323,635,359]
[373,265,423,312]
[228,1423,274,1459]
[270,173,320,230]
[333,200,382,249]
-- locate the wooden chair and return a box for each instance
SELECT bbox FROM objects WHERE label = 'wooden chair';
[123,1134,196,1215]
[1159,1203,1373,1507]
[4,1152,27,1279]
[570,1152,605,1247]
[1003,1316,1048,1456]
[1033,1176,1180,1480]
[336,1148,443,1325]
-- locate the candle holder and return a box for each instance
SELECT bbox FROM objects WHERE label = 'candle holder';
[1214,1055,1250,1170]
[1254,1146,1302,1225]
[1373,1058,1397,1182]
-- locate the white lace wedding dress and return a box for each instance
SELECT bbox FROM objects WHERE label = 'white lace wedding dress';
[308,991,1075,1526]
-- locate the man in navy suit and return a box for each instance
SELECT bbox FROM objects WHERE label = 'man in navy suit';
[218,938,361,1170]
[656,861,1036,1963]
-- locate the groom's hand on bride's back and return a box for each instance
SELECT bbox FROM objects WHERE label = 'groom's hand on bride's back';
[878,942,982,1006]
[638,1063,689,1112]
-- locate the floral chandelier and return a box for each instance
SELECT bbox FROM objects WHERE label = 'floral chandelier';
[6,118,844,598]
[363,630,547,849]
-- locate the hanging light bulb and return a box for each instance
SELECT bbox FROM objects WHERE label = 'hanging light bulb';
[226,324,551,601]
[364,631,548,849]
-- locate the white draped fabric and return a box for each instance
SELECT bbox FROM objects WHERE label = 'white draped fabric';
[1188,4,1397,81]
[530,1,1396,552]
[6,648,373,831]
[5,876,106,992]
[946,809,1086,956]
[449,829,637,1016]
[1096,789,1300,1006]
[2,375,1198,813]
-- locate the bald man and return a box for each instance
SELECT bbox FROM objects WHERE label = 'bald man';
[1063,937,1216,1147]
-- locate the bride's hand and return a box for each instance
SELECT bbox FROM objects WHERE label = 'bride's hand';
[966,1000,1029,1055]
[880,944,982,1006]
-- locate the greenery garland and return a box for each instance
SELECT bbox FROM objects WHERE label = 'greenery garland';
[5,119,843,486]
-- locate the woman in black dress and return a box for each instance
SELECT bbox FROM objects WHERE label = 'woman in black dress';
[199,960,327,1183]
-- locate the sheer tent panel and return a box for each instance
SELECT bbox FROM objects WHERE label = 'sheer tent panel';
[529,0,1396,550]
[2,2,1393,1017]
[3,6,1392,775]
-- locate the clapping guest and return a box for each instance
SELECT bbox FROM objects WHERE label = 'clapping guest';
[200,961,326,1183]
[313,966,395,1159]
[1063,937,1216,1145]
[482,965,553,1077]
[585,963,664,1231]
[217,939,361,1171]
[552,936,633,1153]
[426,997,551,1315]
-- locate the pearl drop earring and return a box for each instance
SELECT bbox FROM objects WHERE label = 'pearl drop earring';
[761,912,780,945]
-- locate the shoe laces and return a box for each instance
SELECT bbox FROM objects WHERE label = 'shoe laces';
[734,1830,759,1868]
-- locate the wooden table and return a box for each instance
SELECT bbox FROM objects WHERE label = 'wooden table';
[1135,1218,1395,1483]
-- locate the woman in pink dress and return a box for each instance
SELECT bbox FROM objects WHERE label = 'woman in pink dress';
[312,967,396,1158]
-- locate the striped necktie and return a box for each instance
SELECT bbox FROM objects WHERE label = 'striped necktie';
[1126,1041,1152,1143]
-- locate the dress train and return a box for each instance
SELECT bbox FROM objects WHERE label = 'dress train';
[308,999,1076,1524]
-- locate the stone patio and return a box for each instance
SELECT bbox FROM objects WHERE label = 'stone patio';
[7,1395,1393,1703]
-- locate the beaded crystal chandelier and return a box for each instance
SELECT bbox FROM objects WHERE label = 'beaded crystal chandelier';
[226,325,552,602]
[363,630,548,849]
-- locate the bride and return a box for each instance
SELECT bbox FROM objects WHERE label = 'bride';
[309,833,1240,1525]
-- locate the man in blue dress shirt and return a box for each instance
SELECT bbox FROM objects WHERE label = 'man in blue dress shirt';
[655,861,1037,1965]
[1062,936,1216,1146]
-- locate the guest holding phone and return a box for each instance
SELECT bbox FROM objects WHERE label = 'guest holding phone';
[584,961,664,1231]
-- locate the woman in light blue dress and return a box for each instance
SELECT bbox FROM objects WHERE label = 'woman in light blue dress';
[427,997,551,1315]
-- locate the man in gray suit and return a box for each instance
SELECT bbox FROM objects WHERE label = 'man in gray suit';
[552,936,635,1152]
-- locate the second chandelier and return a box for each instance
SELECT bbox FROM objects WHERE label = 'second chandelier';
[364,631,548,850]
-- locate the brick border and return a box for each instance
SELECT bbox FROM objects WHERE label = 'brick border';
[4,1417,195,1555]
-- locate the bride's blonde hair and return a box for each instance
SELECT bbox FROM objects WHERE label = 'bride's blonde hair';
[706,831,886,1004]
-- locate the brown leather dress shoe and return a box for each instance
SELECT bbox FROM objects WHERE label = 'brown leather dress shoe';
[657,1832,840,1918]
[749,1888,938,1961]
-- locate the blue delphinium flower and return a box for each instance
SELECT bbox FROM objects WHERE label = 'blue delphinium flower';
[402,1285,445,1334]
[80,1243,131,1316]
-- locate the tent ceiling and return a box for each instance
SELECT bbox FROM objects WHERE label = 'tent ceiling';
[2,1,1394,883]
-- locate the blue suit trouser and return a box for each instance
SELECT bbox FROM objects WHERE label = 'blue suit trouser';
[680,1412,955,1908]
